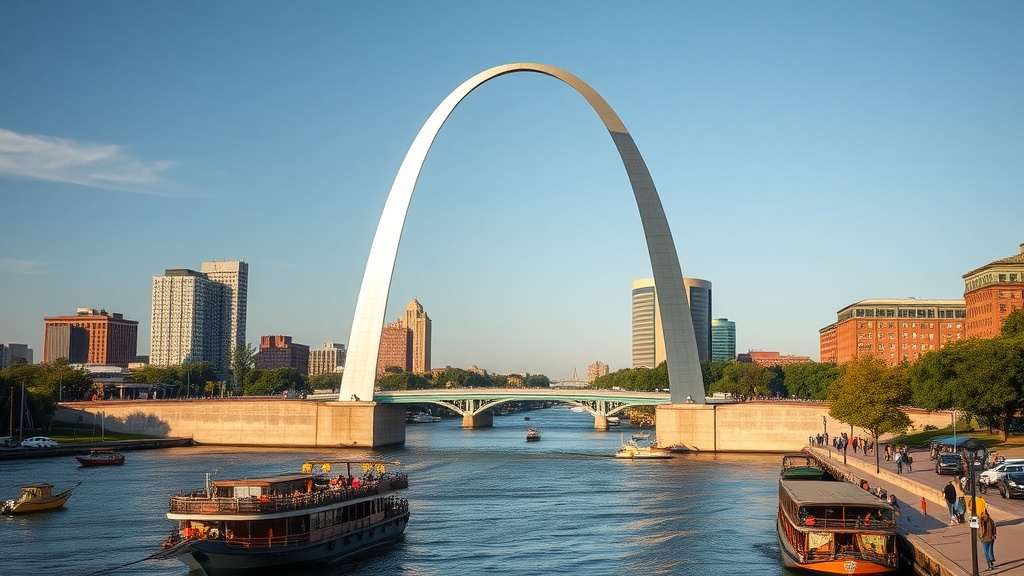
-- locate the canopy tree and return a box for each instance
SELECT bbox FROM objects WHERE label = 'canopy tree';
[709,361,773,397]
[829,354,912,472]
[783,361,842,400]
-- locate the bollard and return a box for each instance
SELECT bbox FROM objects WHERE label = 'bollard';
[920,497,927,520]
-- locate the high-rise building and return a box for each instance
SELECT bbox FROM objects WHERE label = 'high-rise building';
[151,261,247,375]
[377,321,411,375]
[43,308,138,367]
[200,261,249,357]
[710,318,736,361]
[400,299,431,373]
[963,243,1024,339]
[587,361,609,383]
[819,298,966,366]
[309,343,346,376]
[1,343,33,367]
[255,335,310,374]
[631,277,712,368]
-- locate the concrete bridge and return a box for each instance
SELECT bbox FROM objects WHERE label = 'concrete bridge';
[313,388,672,430]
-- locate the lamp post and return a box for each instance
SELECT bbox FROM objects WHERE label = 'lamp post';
[960,438,987,576]
[823,416,830,459]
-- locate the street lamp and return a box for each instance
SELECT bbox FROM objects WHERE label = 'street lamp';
[823,416,830,459]
[959,437,987,576]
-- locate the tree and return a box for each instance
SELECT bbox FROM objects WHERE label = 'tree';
[1002,307,1024,337]
[701,360,733,394]
[231,342,257,392]
[243,367,308,396]
[783,362,841,400]
[829,355,912,471]
[309,372,343,392]
[709,362,773,397]
[524,374,551,388]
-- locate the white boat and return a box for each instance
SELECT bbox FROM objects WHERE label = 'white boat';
[606,416,621,426]
[615,433,672,459]
[159,460,410,576]
[410,413,441,423]
[526,428,541,442]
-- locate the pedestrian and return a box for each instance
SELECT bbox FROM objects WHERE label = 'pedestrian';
[942,480,958,524]
[905,451,913,472]
[895,451,903,474]
[979,508,996,570]
[888,494,901,518]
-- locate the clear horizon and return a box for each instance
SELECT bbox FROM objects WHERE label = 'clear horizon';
[2,2,1022,380]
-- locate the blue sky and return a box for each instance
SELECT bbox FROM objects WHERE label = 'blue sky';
[2,1,1022,380]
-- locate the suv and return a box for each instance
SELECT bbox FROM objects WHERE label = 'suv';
[935,453,964,475]
[997,471,1024,499]
[979,461,1024,485]
[20,436,58,448]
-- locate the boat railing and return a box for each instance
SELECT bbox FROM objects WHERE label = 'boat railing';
[795,515,896,530]
[168,473,409,515]
[223,498,410,549]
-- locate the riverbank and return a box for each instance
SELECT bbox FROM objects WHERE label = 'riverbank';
[0,437,196,460]
[806,445,1024,576]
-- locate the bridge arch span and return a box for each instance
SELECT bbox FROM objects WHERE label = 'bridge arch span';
[340,63,704,405]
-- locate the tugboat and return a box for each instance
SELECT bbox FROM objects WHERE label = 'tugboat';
[158,460,410,575]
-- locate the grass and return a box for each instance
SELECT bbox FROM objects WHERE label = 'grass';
[890,426,1013,451]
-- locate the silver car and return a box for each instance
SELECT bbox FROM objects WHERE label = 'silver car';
[979,461,1024,485]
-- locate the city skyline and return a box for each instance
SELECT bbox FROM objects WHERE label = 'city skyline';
[2,2,1023,380]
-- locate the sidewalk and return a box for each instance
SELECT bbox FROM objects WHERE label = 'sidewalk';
[806,445,1024,576]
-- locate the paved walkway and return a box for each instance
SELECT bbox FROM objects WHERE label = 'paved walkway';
[806,444,1024,576]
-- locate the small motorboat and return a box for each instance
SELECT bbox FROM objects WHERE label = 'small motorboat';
[2,482,80,515]
[615,433,672,459]
[76,449,125,467]
[526,428,541,442]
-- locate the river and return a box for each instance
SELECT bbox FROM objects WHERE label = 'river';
[2,406,854,575]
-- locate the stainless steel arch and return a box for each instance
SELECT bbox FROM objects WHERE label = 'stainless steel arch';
[339,63,705,405]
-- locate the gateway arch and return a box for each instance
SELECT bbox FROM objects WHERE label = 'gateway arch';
[339,63,705,406]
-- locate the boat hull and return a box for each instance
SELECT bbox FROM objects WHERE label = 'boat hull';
[5,492,72,515]
[776,515,895,574]
[76,457,125,467]
[177,514,409,576]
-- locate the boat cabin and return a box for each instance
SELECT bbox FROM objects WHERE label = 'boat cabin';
[213,474,313,499]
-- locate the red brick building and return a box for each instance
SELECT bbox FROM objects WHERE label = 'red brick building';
[737,350,811,367]
[376,322,411,375]
[963,244,1024,339]
[43,308,138,368]
[819,299,965,366]
[255,335,310,374]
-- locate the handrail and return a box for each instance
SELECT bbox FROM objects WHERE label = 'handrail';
[169,474,408,516]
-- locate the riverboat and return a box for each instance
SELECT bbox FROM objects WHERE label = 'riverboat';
[781,453,826,480]
[777,479,898,573]
[76,448,125,467]
[2,481,80,515]
[159,460,410,576]
[409,413,441,423]
[526,428,541,442]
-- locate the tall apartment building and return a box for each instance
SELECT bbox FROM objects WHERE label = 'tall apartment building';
[963,243,1024,339]
[401,299,431,373]
[631,277,712,368]
[255,335,310,374]
[819,298,966,366]
[309,343,346,376]
[377,321,411,375]
[587,361,609,383]
[200,261,249,356]
[43,308,138,367]
[150,261,247,375]
[710,318,736,361]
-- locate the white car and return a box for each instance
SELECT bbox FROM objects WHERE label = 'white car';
[979,460,1024,485]
[20,436,58,448]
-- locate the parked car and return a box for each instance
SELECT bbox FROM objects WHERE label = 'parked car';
[935,453,964,475]
[0,436,17,448]
[979,461,1024,485]
[20,436,58,448]
[997,471,1024,499]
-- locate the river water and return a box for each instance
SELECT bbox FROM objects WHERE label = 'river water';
[3,406,820,576]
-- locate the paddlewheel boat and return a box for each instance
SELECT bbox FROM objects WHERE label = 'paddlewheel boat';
[158,460,410,576]
[777,478,898,573]
[2,482,80,515]
[76,448,125,467]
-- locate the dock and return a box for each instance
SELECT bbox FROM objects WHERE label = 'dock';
[0,437,196,460]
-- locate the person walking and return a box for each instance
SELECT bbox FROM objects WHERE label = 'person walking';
[895,450,903,474]
[942,480,958,524]
[979,508,997,570]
